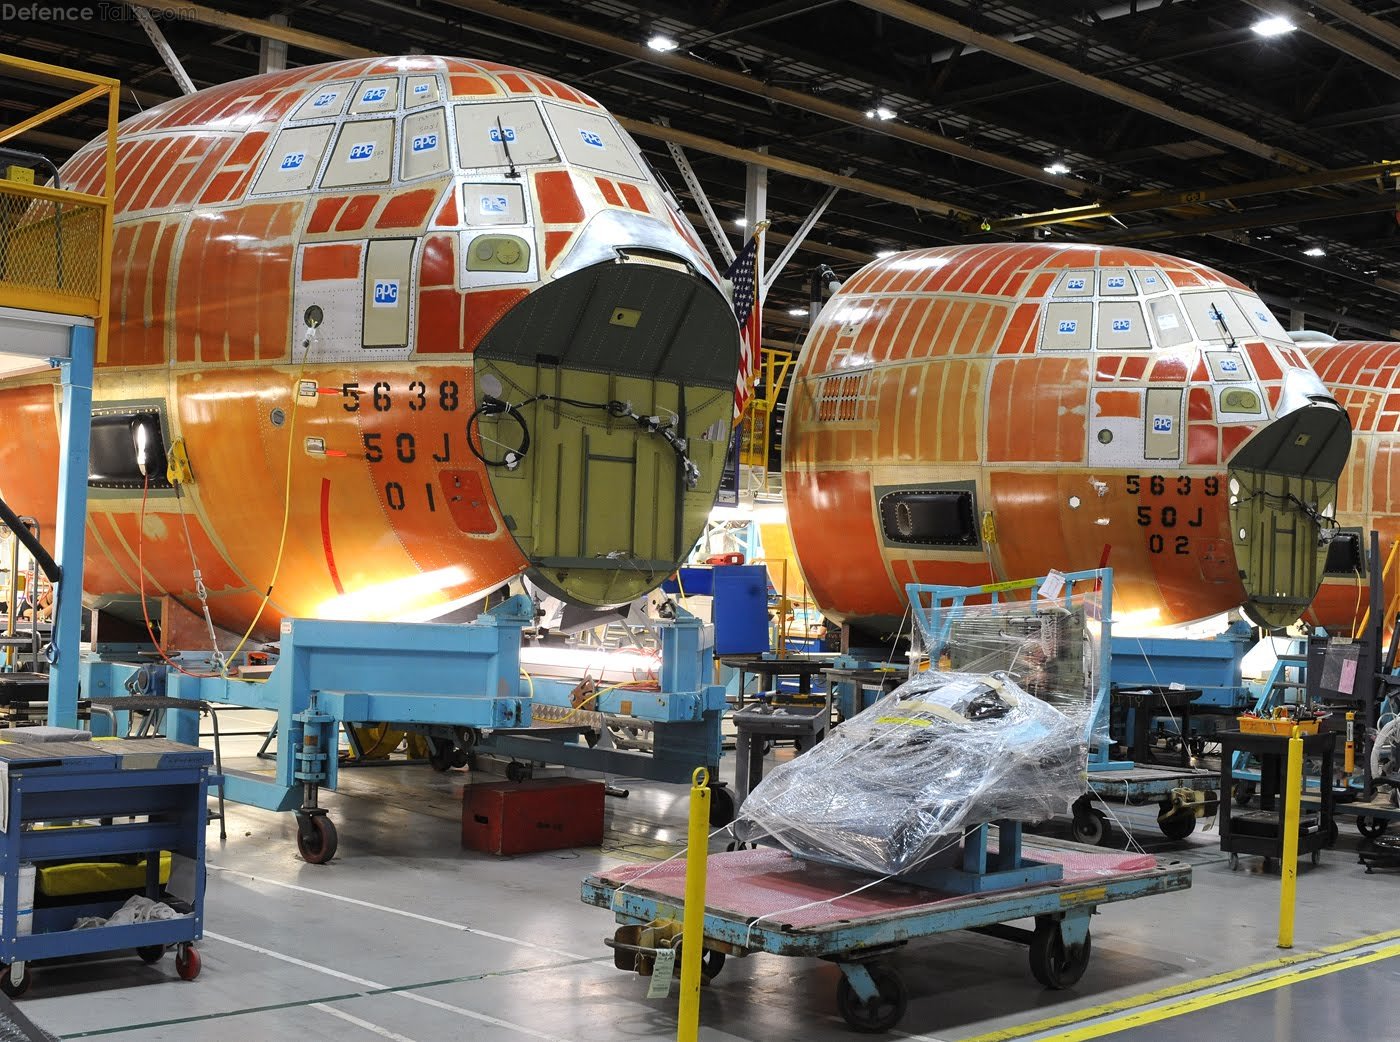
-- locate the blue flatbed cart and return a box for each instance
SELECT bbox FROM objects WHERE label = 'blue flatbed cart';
[583,837,1190,1033]
[0,736,211,995]
[1074,765,1223,846]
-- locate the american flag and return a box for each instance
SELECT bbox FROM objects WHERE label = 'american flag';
[725,224,765,420]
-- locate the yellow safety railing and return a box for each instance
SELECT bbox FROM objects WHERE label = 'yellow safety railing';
[0,53,118,335]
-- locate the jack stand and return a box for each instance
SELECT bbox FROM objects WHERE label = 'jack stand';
[293,698,338,864]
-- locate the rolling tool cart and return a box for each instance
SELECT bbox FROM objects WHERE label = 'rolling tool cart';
[1218,726,1336,871]
[0,733,212,994]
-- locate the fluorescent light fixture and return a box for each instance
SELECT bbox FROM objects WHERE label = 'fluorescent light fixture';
[1044,161,1071,175]
[788,307,808,316]
[1303,246,1326,257]
[865,106,897,120]
[875,249,897,258]
[734,217,747,227]
[1251,15,1295,36]
[647,34,678,51]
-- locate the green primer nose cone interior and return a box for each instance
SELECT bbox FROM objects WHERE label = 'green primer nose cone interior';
[473,254,740,607]
[1228,398,1352,629]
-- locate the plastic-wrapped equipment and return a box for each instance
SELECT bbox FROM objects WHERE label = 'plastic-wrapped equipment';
[733,670,1088,876]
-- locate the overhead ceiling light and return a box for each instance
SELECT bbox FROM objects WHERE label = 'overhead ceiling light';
[1303,246,1326,257]
[865,106,897,121]
[734,217,747,227]
[647,34,678,51]
[1044,161,1071,175]
[1251,16,1296,36]
[875,249,897,258]
[788,307,808,316]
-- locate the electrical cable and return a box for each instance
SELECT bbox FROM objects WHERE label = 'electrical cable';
[222,327,317,673]
[136,474,219,679]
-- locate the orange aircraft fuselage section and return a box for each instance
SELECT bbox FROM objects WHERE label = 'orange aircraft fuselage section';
[1300,340,1400,637]
[0,57,740,639]
[783,243,1351,635]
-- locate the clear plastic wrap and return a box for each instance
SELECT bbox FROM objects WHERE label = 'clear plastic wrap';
[733,670,1087,875]
[734,592,1104,877]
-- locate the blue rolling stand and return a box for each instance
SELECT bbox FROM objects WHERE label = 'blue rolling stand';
[0,735,211,994]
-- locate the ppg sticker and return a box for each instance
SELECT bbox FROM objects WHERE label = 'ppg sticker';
[1207,304,1224,321]
[489,126,516,143]
[1106,276,1126,289]
[480,195,509,215]
[1066,277,1086,291]
[1057,320,1078,334]
[413,83,430,96]
[1143,274,1158,285]
[1152,415,1173,433]
[1255,310,1270,324]
[280,152,305,171]
[361,86,388,104]
[348,142,376,161]
[411,134,438,153]
[372,280,399,308]
[579,129,605,148]
[1111,318,1132,332]
[1220,358,1240,373]
[312,91,338,108]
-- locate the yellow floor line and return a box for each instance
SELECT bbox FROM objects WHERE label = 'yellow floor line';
[1036,939,1400,1041]
[957,926,1400,1042]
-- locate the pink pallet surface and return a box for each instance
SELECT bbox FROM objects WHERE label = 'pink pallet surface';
[598,845,1158,930]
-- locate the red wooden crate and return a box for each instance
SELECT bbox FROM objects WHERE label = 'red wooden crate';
[462,779,605,855]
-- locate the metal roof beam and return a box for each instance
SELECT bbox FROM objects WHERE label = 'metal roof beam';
[850,0,1315,170]
[433,0,1089,194]
[1240,1,1400,80]
[1305,0,1400,52]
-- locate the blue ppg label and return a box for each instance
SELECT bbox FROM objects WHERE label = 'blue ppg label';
[413,83,430,95]
[1220,358,1240,373]
[280,152,305,170]
[1111,318,1131,332]
[480,195,509,214]
[1143,274,1158,285]
[579,129,605,148]
[361,86,388,104]
[312,91,338,108]
[373,280,399,307]
[1152,415,1173,433]
[348,142,376,161]
[1255,310,1270,323]
[411,134,438,153]
[1057,320,1078,334]
[1106,275,1126,289]
[488,126,516,143]
[1208,304,1223,320]
[1066,277,1086,291]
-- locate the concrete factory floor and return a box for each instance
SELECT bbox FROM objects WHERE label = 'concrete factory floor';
[20,723,1400,1042]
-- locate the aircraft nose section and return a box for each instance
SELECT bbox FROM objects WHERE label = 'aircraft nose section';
[471,250,740,607]
[1228,381,1352,629]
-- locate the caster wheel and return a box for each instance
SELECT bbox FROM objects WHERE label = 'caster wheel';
[0,964,29,998]
[427,738,455,772]
[1311,849,1322,866]
[296,814,338,865]
[175,945,201,981]
[1157,801,1196,842]
[1071,808,1109,846]
[1358,816,1390,839]
[1263,857,1277,873]
[506,761,532,783]
[137,945,165,964]
[1326,820,1339,848]
[1189,737,1206,758]
[835,963,907,1033]
[709,785,735,828]
[671,942,726,983]
[1029,920,1092,989]
[1234,782,1257,807]
[1229,853,1241,871]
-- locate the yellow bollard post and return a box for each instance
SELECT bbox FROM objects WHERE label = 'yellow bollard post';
[676,767,711,1042]
[1345,711,1356,776]
[1277,726,1303,949]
